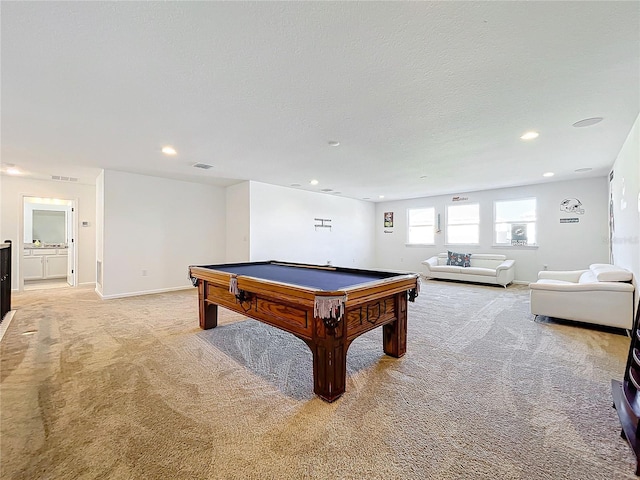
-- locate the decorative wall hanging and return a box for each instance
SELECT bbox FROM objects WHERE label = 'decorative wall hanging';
[609,191,615,263]
[609,171,615,264]
[384,212,393,228]
[560,198,584,214]
[314,218,332,231]
[510,224,528,246]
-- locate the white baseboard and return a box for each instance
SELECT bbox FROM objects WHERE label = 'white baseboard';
[98,285,194,300]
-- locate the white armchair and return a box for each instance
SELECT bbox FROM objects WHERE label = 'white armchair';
[529,264,635,329]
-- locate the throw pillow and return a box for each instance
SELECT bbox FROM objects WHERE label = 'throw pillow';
[447,251,471,267]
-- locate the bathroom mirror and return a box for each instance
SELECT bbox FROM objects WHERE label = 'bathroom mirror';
[23,199,71,245]
[32,210,66,244]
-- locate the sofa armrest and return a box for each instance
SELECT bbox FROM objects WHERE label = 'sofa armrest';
[495,259,515,285]
[529,280,635,292]
[496,259,515,272]
[537,270,586,282]
[421,256,438,273]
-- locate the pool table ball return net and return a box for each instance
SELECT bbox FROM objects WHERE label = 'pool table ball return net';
[189,261,420,402]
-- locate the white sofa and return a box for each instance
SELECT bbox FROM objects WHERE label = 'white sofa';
[421,253,515,287]
[529,263,635,329]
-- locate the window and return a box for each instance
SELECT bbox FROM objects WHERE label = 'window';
[494,198,537,246]
[407,207,435,244]
[447,203,479,244]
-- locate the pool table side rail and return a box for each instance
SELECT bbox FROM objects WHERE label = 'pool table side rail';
[189,265,418,306]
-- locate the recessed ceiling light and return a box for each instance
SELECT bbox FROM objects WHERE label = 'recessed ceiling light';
[543,172,555,177]
[7,167,21,175]
[575,167,593,173]
[379,195,385,199]
[573,117,603,128]
[162,146,177,155]
[520,131,539,140]
[328,141,340,147]
[309,179,319,185]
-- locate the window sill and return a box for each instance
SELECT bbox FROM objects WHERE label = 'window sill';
[491,244,539,249]
[405,243,435,247]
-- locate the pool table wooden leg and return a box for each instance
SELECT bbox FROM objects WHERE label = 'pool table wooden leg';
[383,292,407,358]
[309,321,347,402]
[198,280,218,330]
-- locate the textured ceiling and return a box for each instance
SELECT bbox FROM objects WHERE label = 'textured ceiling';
[1,2,639,201]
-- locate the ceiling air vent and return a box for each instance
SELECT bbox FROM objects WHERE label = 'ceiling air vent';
[192,163,213,170]
[51,175,79,182]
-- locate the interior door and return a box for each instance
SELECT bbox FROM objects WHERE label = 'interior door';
[66,205,76,286]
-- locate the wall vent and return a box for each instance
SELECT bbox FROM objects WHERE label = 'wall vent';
[192,163,213,170]
[51,175,79,182]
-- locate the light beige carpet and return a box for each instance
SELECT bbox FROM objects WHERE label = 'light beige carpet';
[0,280,636,479]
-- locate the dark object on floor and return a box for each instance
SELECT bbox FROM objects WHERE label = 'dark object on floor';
[612,299,640,475]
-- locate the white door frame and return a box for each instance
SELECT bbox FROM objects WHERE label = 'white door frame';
[65,203,77,287]
[19,195,78,291]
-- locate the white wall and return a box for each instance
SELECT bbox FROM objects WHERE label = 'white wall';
[247,182,376,268]
[0,175,97,288]
[375,177,609,282]
[99,170,226,298]
[226,182,251,262]
[610,114,640,304]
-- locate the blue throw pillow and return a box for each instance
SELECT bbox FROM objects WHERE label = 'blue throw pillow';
[447,251,471,267]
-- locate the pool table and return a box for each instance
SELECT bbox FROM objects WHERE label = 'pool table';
[189,261,420,402]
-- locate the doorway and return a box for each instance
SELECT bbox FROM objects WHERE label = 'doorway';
[21,196,77,291]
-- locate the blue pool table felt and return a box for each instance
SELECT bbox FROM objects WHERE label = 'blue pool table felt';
[204,263,396,291]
